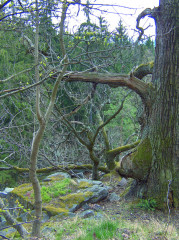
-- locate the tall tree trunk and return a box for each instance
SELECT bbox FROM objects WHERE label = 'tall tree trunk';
[29,1,69,237]
[29,1,43,236]
[117,0,178,209]
[146,0,179,208]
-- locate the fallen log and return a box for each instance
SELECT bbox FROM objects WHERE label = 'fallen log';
[0,164,109,174]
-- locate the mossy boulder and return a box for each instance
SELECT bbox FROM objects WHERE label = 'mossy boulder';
[44,206,69,217]
[43,172,71,182]
[10,172,108,217]
[101,171,122,183]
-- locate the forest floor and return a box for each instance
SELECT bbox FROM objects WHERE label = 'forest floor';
[36,175,179,240]
[9,174,179,240]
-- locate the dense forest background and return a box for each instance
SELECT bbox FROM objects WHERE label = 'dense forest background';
[0,0,155,188]
[0,0,178,238]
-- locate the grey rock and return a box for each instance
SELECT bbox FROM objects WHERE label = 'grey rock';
[0,220,7,228]
[109,192,120,202]
[4,188,14,193]
[18,211,49,223]
[68,185,108,212]
[75,172,84,179]
[0,227,16,238]
[0,188,14,198]
[68,212,76,218]
[77,179,103,186]
[70,170,84,179]
[0,215,6,222]
[106,186,113,191]
[82,203,91,210]
[81,203,102,212]
[92,204,103,211]
[43,172,71,181]
[79,210,95,219]
[117,178,127,187]
[85,185,108,203]
[69,204,78,212]
[94,213,104,219]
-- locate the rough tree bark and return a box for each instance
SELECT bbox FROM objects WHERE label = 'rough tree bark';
[118,0,179,208]
[146,0,179,208]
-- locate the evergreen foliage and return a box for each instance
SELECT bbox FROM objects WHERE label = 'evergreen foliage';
[0,0,155,183]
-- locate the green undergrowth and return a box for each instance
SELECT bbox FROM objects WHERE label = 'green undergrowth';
[54,215,178,240]
[4,213,178,240]
[12,178,74,204]
[41,178,71,202]
[56,218,123,240]
[136,198,157,211]
[75,220,120,240]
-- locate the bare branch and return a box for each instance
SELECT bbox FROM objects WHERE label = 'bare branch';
[62,83,96,118]
[93,91,131,144]
[0,153,14,167]
[136,8,156,41]
[0,0,11,10]
[0,67,35,83]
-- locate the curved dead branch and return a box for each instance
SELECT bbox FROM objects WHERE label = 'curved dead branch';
[136,8,157,41]
[64,72,153,110]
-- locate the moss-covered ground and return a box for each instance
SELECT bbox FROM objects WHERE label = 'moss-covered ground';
[3,174,179,240]
[11,177,96,216]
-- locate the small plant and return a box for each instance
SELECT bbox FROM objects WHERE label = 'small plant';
[137,198,157,211]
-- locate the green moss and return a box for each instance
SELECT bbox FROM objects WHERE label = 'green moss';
[12,183,33,202]
[120,179,133,198]
[59,191,93,208]
[149,61,154,68]
[77,181,92,189]
[160,137,172,149]
[5,231,20,238]
[44,206,69,216]
[41,178,71,202]
[132,138,152,179]
[13,166,29,172]
[47,174,69,182]
[10,175,100,217]
[120,186,131,198]
[12,183,32,194]
[102,173,111,178]
[133,61,154,79]
[102,171,122,182]
[12,179,73,207]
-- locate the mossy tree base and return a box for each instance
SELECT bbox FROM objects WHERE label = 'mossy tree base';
[116,138,152,181]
